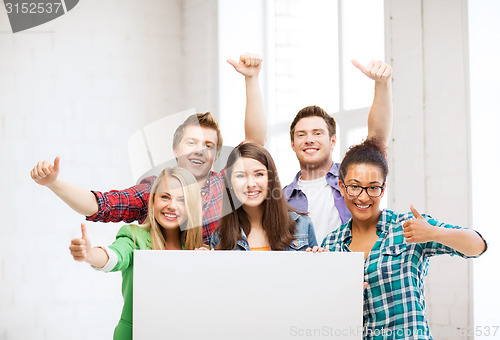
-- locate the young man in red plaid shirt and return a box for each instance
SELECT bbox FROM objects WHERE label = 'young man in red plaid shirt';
[30,53,267,243]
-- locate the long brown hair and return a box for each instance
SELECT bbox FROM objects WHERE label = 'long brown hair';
[215,143,296,250]
[141,167,204,250]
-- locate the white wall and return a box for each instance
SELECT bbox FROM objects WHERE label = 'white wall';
[0,1,184,338]
[182,0,219,116]
[387,0,473,338]
[469,1,500,338]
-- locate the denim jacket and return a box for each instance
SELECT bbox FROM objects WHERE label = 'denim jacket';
[209,211,318,251]
[283,162,352,226]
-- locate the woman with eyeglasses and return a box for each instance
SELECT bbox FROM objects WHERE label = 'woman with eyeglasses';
[320,138,487,339]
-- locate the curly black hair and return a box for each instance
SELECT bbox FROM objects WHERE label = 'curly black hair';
[339,138,388,182]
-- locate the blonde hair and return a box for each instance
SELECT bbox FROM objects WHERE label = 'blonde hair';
[141,167,203,250]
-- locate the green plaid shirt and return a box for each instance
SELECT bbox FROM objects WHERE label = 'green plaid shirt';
[322,209,485,340]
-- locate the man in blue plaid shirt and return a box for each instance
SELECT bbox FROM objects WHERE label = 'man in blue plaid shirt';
[320,139,487,339]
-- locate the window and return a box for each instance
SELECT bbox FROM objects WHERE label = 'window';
[218,0,385,188]
[266,0,385,187]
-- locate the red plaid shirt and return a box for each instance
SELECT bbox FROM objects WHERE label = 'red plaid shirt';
[86,171,225,244]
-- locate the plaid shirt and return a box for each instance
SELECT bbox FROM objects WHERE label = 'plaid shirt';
[322,209,485,340]
[86,171,225,244]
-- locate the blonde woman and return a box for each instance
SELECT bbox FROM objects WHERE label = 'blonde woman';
[69,167,203,340]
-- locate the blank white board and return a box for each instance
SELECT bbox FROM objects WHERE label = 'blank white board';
[134,251,364,340]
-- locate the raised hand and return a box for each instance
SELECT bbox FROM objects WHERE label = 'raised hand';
[70,223,92,262]
[30,156,60,187]
[403,205,436,243]
[352,59,392,82]
[227,53,263,78]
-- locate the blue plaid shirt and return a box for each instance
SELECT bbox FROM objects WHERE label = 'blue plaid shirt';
[322,209,486,340]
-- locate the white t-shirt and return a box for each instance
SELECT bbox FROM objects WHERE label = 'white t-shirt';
[298,176,342,244]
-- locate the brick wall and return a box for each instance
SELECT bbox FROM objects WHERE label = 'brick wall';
[0,0,184,338]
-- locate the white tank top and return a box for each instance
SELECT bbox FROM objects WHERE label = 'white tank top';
[298,175,342,244]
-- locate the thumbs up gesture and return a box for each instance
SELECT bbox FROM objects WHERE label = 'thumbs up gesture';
[403,205,437,243]
[227,53,263,78]
[70,223,92,262]
[30,156,61,187]
[352,59,392,82]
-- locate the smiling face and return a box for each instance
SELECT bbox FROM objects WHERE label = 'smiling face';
[153,175,187,230]
[230,157,269,208]
[291,116,336,170]
[339,163,386,223]
[173,125,218,182]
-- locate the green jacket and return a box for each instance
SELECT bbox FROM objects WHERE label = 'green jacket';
[108,225,152,340]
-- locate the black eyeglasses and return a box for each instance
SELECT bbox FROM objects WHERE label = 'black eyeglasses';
[342,183,385,197]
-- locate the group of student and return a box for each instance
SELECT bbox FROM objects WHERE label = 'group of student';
[30,53,487,340]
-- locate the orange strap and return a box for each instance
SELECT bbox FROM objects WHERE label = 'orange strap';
[250,246,271,251]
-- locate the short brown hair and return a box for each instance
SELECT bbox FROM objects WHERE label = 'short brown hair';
[172,112,223,158]
[289,105,336,141]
